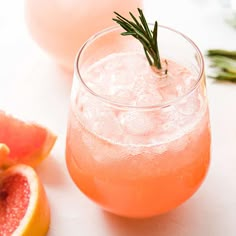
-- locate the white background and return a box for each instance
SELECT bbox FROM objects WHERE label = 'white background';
[1,0,236,235]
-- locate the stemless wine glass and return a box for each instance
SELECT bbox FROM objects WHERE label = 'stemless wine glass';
[66,25,211,218]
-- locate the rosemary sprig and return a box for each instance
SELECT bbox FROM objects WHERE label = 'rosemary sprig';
[113,8,164,72]
[207,49,236,82]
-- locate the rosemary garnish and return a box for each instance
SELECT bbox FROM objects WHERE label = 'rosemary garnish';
[113,8,166,74]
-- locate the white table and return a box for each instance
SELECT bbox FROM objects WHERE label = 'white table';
[1,1,236,235]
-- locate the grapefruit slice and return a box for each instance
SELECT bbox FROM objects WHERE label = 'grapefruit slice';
[0,111,56,168]
[0,164,50,236]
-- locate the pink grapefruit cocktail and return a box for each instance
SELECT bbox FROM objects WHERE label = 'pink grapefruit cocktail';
[66,25,211,218]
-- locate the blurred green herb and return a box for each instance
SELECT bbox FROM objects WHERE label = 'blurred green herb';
[207,49,236,82]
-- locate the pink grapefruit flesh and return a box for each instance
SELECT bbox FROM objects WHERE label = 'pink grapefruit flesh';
[0,164,50,236]
[0,111,56,168]
[0,173,30,235]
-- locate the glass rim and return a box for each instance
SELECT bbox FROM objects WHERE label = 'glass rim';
[74,24,204,110]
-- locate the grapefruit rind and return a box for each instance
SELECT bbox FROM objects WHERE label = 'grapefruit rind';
[0,164,50,236]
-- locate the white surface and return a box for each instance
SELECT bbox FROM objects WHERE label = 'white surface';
[1,1,236,235]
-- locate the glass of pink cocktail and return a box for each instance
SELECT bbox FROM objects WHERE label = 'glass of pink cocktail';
[66,19,211,218]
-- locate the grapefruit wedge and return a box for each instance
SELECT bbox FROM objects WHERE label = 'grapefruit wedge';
[0,164,50,236]
[0,111,56,168]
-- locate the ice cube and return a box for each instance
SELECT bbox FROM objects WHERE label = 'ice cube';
[136,92,163,106]
[177,93,201,116]
[119,111,157,136]
[112,89,135,105]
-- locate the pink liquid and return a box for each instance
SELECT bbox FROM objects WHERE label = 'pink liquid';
[66,52,211,217]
